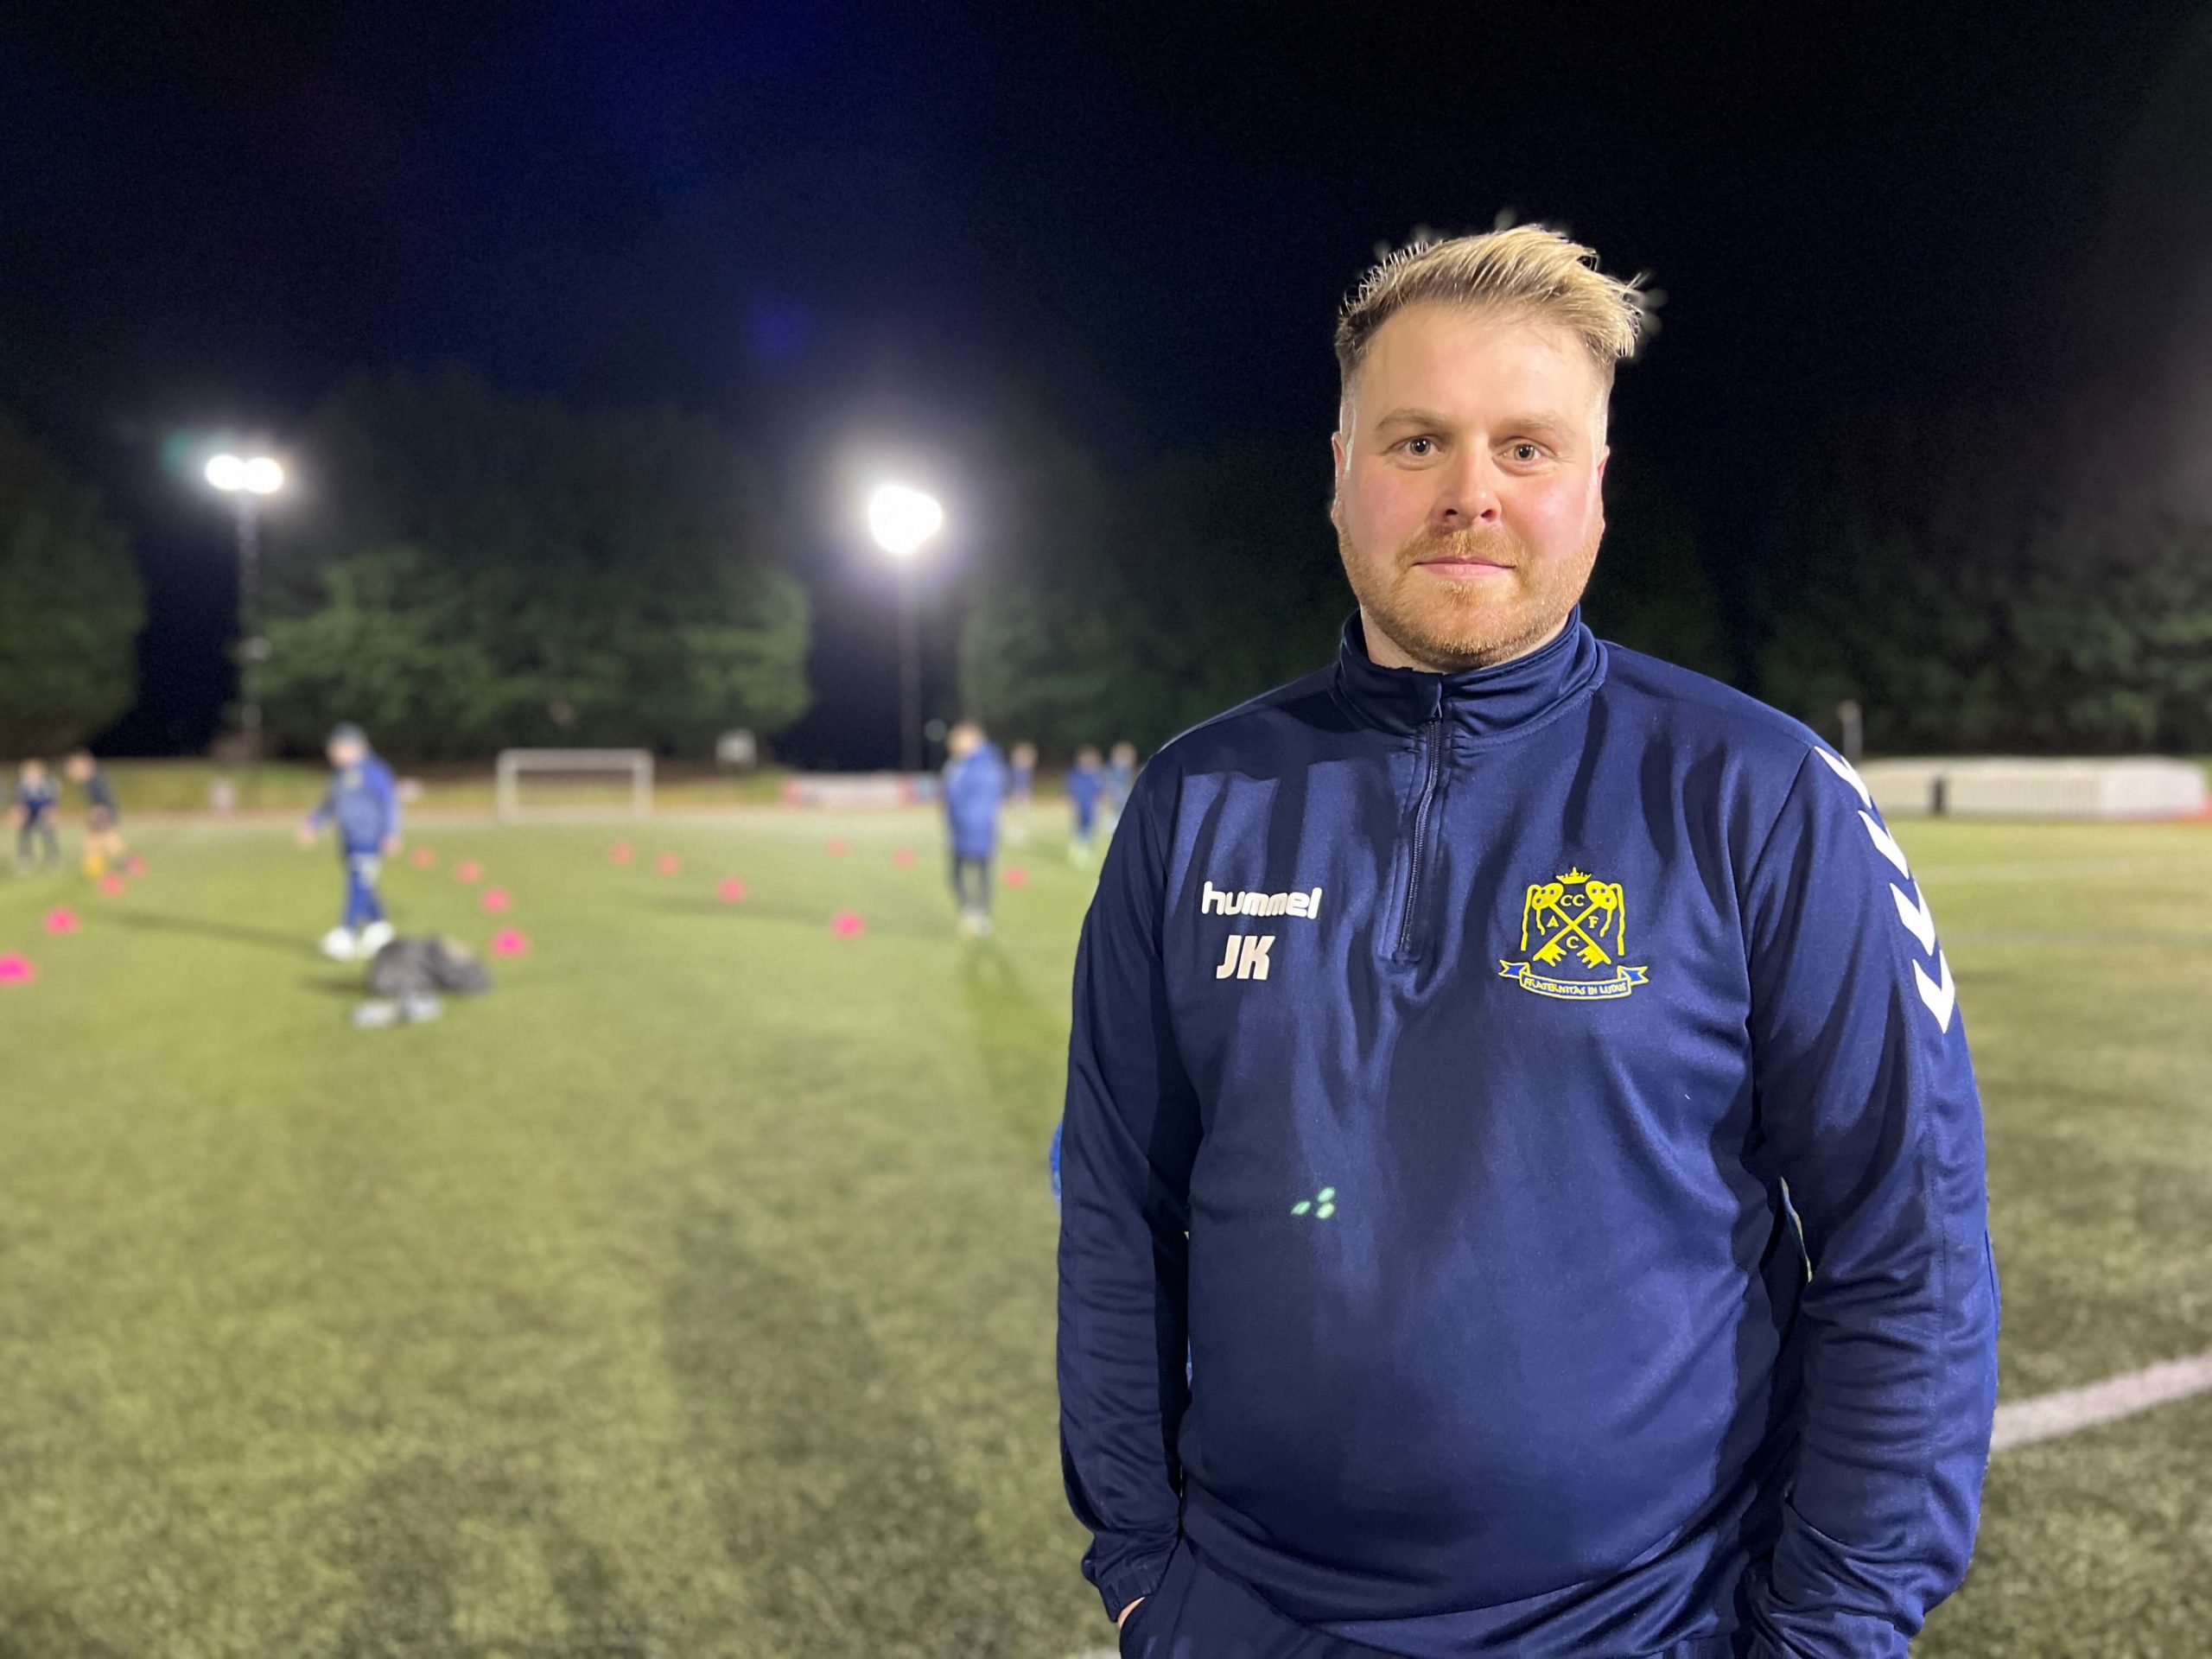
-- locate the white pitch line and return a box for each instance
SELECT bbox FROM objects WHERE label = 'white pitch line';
[1991,1349,2212,1453]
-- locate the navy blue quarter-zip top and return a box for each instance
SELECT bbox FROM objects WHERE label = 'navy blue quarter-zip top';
[1058,610,1999,1658]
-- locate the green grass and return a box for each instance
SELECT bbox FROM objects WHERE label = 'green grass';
[0,806,1092,1657]
[1,809,2208,1656]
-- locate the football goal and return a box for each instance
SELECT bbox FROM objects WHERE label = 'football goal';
[494,749,654,822]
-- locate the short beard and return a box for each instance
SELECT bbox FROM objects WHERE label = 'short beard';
[1335,518,1599,674]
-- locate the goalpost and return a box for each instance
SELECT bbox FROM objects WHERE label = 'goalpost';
[494,749,654,822]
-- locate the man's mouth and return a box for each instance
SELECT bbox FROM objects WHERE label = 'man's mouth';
[1413,556,1513,576]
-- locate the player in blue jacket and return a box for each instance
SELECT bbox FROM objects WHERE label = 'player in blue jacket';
[11,758,61,872]
[942,720,1008,938]
[1065,746,1106,866]
[296,722,401,962]
[1103,741,1138,835]
[1060,227,1998,1658]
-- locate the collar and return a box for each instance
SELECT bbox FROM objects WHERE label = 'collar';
[1331,607,1605,741]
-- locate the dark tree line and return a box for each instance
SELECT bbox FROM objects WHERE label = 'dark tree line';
[5,378,2207,764]
[257,372,812,760]
[1755,402,2212,754]
[0,417,144,753]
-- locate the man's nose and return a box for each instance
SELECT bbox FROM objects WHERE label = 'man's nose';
[1432,452,1502,529]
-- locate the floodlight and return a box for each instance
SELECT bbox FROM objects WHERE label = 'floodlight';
[867,484,944,558]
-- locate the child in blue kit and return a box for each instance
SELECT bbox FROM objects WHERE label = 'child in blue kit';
[1065,746,1105,865]
[296,722,401,961]
[11,758,61,872]
[942,719,1009,938]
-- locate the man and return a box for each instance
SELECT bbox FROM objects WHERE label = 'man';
[296,722,401,962]
[1058,226,1998,1658]
[942,719,1008,938]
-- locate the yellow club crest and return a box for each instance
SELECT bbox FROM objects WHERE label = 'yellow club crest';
[1498,864,1650,1001]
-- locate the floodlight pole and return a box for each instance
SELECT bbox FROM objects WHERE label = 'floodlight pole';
[865,483,943,777]
[234,493,264,773]
[897,556,922,774]
[205,453,283,804]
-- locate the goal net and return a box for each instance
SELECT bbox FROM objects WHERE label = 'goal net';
[494,749,654,822]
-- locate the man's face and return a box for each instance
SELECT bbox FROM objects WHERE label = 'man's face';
[1332,303,1610,673]
[328,739,365,770]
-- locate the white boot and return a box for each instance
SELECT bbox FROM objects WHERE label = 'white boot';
[321,927,358,962]
[357,919,396,957]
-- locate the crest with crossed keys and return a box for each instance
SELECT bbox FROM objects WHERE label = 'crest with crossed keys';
[1519,867,1629,969]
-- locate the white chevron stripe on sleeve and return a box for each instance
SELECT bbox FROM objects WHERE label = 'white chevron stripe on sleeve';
[1891,881,1938,955]
[1912,950,1956,1033]
[1813,745,1872,808]
[1859,810,1912,879]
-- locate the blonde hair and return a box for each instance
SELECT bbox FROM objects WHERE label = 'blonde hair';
[1335,225,1649,400]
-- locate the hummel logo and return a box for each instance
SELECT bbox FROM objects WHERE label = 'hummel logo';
[1215,934,1275,980]
[1201,880,1322,919]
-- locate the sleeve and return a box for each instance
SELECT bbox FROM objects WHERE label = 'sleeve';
[1738,748,2000,1658]
[373,762,401,839]
[1056,768,1204,1619]
[306,785,334,831]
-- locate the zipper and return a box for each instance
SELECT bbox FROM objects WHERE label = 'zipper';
[1394,709,1446,959]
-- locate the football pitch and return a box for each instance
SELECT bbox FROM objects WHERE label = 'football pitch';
[1,807,2207,1657]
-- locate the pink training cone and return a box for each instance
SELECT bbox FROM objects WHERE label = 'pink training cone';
[489,928,530,957]
[830,909,866,938]
[0,954,35,985]
[99,874,127,897]
[454,860,484,885]
[717,877,747,903]
[410,846,436,869]
[825,836,849,858]
[608,842,635,865]
[655,853,682,876]
[480,887,512,914]
[1002,864,1031,888]
[44,907,80,935]
[125,855,148,876]
[892,847,917,869]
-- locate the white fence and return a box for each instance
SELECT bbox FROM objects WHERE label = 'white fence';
[1857,757,2207,819]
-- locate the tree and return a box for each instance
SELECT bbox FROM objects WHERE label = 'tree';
[958,440,1346,755]
[1582,453,1732,682]
[1756,404,2212,753]
[262,372,810,758]
[0,416,144,753]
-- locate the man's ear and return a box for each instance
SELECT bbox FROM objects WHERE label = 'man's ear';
[1329,430,1347,526]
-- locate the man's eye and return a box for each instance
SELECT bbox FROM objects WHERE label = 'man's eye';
[1400,437,1437,457]
[1510,442,1543,463]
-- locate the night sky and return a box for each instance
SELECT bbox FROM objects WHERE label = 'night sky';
[4,3,2209,765]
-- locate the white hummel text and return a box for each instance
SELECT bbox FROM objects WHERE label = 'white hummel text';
[1216,934,1275,980]
[1201,880,1322,919]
